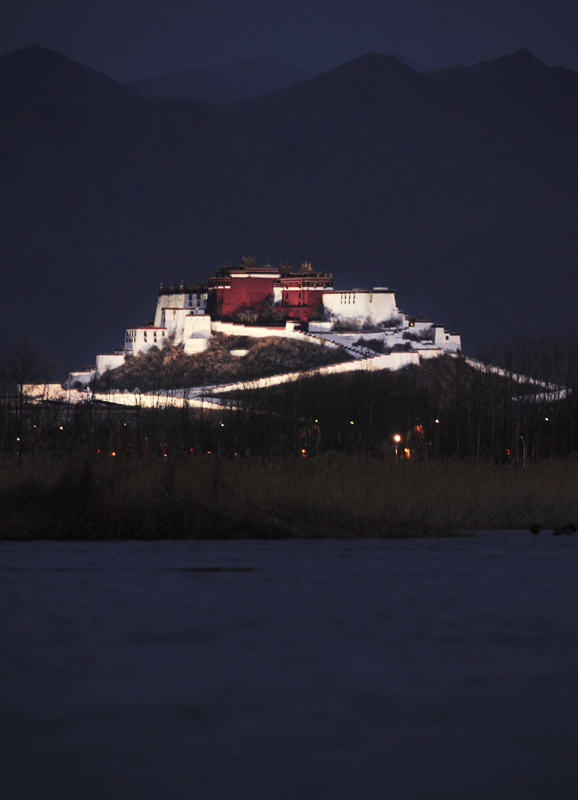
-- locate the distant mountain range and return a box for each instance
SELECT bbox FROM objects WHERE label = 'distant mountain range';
[127,57,313,103]
[1,44,578,375]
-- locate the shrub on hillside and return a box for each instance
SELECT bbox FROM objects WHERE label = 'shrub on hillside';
[402,326,434,342]
[354,338,389,354]
[94,335,352,392]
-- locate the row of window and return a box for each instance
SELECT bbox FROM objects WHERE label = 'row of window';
[125,329,166,343]
[281,283,327,289]
[338,293,374,304]
[166,294,207,308]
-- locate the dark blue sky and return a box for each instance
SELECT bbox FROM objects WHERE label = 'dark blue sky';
[1,0,577,82]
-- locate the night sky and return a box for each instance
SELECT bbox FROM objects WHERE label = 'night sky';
[1,0,577,82]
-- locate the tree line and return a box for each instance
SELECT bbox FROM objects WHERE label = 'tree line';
[4,334,578,461]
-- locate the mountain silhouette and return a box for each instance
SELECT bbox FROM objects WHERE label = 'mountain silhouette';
[128,56,313,103]
[1,46,577,375]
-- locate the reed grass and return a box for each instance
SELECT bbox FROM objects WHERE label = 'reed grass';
[1,453,577,540]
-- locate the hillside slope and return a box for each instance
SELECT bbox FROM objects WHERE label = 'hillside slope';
[128,56,313,102]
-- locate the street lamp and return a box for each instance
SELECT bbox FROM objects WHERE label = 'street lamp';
[393,433,401,462]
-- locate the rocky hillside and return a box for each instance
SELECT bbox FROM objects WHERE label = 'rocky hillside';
[94,335,352,391]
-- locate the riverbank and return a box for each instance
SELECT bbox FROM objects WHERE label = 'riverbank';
[2,453,578,540]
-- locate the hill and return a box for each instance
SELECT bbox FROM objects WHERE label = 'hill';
[93,335,352,392]
[1,46,578,374]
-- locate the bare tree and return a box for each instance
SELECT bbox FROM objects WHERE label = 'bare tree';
[7,336,54,440]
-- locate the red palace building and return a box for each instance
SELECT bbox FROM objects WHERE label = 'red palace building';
[207,256,334,323]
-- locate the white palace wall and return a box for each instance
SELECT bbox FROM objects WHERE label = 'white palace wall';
[96,353,125,375]
[154,287,207,328]
[322,289,398,325]
[125,327,167,355]
[433,325,461,352]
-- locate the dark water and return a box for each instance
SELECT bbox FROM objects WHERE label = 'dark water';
[1,534,578,800]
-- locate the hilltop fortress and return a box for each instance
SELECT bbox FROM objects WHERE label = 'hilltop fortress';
[67,257,461,387]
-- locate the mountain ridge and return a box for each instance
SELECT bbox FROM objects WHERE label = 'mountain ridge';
[128,55,313,103]
[0,45,141,111]
[1,45,577,374]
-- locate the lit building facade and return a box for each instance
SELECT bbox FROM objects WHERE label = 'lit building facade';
[207,257,333,322]
[276,262,334,323]
[207,257,280,318]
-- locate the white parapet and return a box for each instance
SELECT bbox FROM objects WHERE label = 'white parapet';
[63,369,94,388]
[211,320,299,338]
[321,288,398,326]
[182,314,212,353]
[23,384,89,403]
[183,314,212,340]
[433,325,461,351]
[125,327,167,355]
[96,353,126,377]
[183,337,210,354]
[154,284,208,327]
[196,350,422,395]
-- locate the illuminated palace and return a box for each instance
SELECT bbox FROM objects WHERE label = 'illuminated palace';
[65,256,461,386]
[207,256,334,323]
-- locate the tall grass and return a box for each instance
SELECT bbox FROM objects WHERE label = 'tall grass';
[1,453,577,540]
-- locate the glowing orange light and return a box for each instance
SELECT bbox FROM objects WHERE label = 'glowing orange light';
[111,452,116,457]
[393,434,401,443]
[404,448,411,458]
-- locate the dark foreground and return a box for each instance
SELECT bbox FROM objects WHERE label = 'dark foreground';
[1,534,577,800]
[4,454,578,539]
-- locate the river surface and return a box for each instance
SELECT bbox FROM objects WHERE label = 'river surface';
[1,534,578,800]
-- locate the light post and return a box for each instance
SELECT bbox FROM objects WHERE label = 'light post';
[393,433,401,463]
